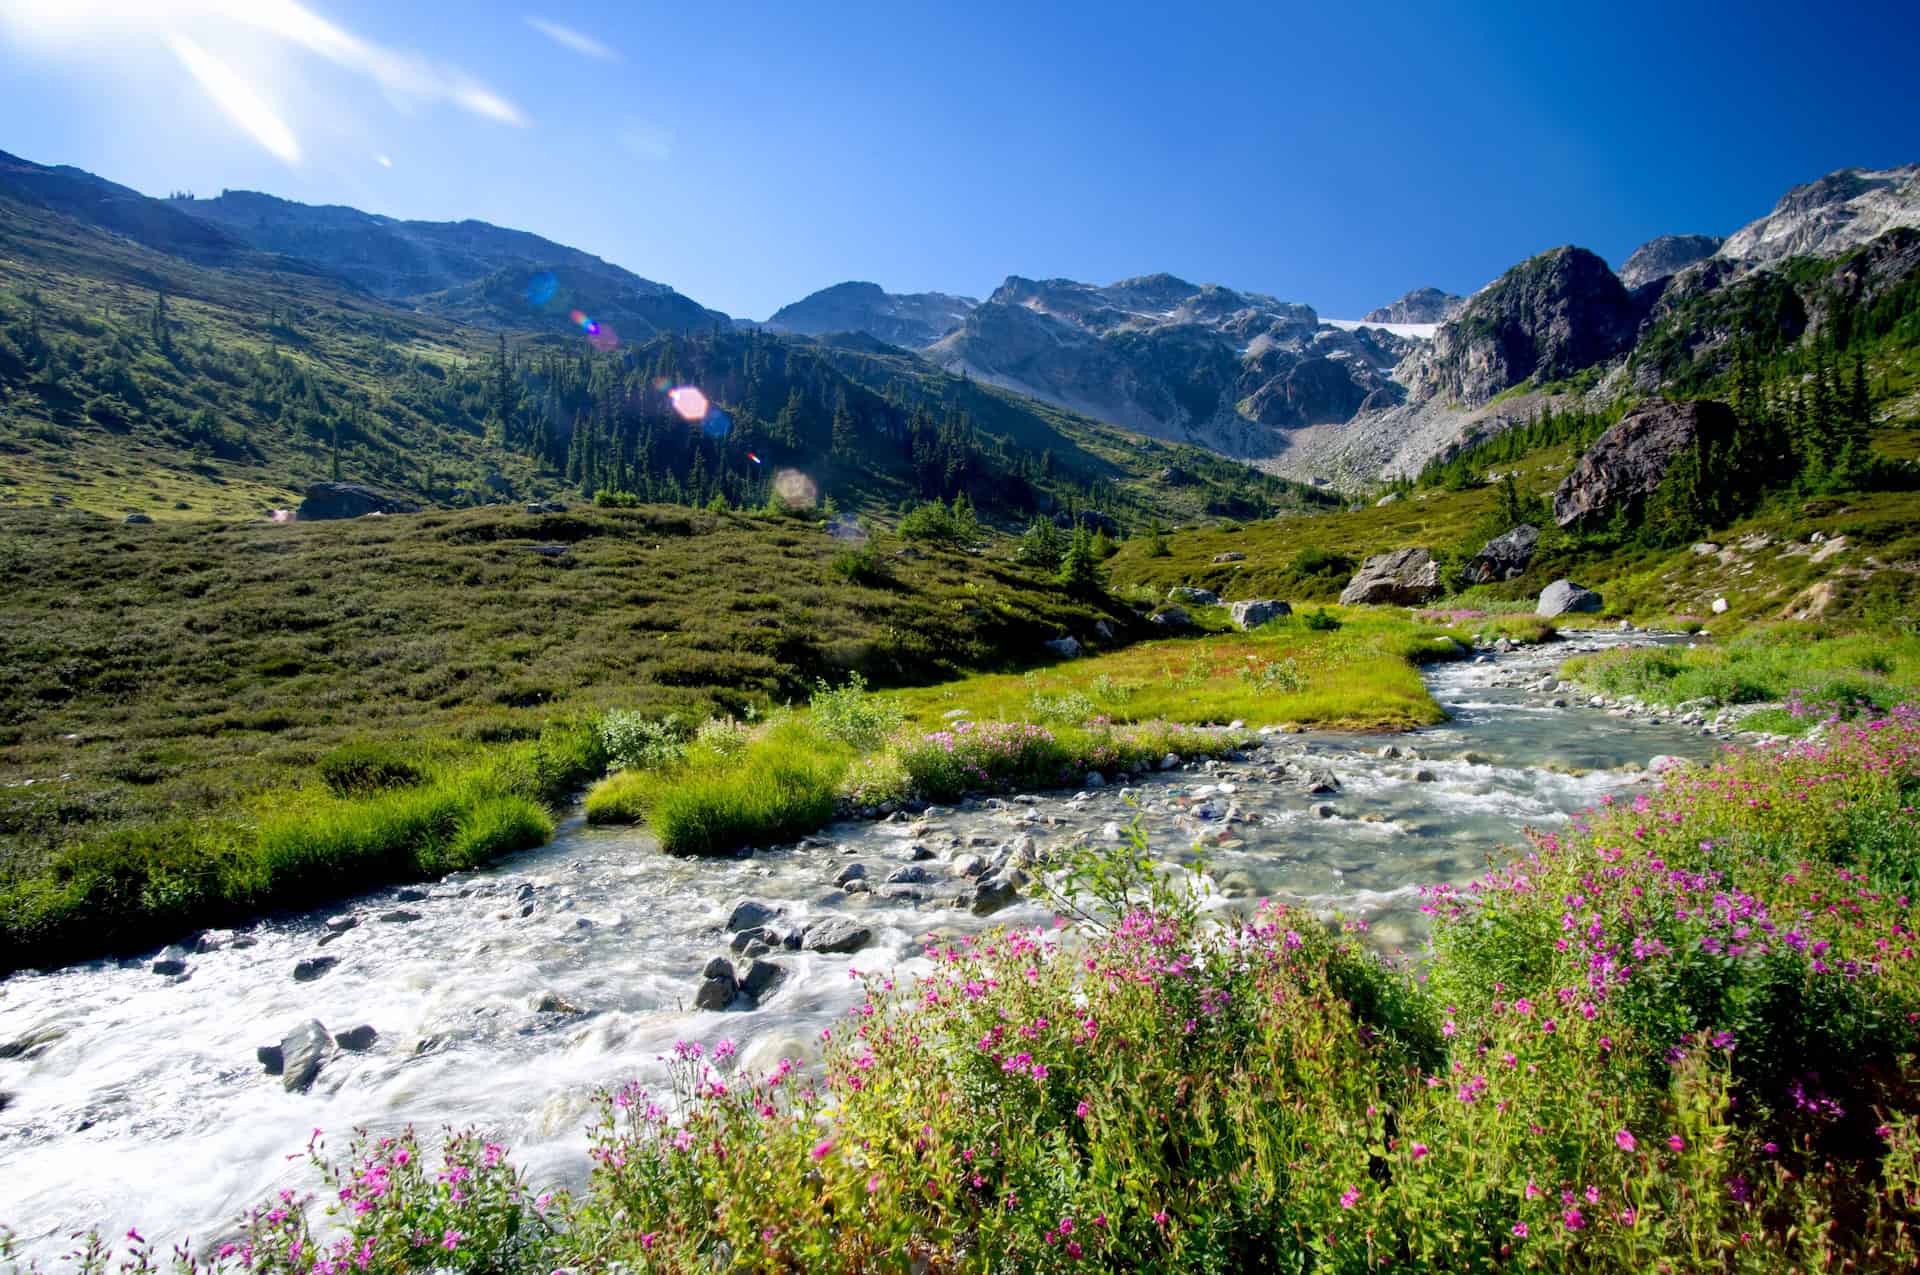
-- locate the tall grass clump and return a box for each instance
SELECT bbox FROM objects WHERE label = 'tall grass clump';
[315,742,426,797]
[1563,624,1920,712]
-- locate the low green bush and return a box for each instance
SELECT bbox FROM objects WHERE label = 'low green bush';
[598,710,686,773]
[809,673,904,750]
[315,741,427,797]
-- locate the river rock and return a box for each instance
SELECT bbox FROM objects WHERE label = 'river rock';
[1043,636,1082,659]
[292,956,339,983]
[378,909,421,924]
[951,853,988,878]
[803,918,874,955]
[255,1044,283,1075]
[1551,400,1737,528]
[528,991,584,1015]
[1312,802,1337,818]
[1084,771,1106,788]
[1413,768,1438,783]
[0,1024,67,1060]
[279,1020,333,1093]
[1225,599,1288,632]
[394,887,428,903]
[886,864,929,885]
[1303,768,1341,794]
[151,945,190,976]
[1537,579,1603,617]
[833,863,868,886]
[334,1025,379,1052]
[740,959,789,1002]
[725,899,782,932]
[323,914,358,933]
[971,873,1021,915]
[1168,586,1220,606]
[694,958,738,1010]
[1338,548,1442,606]
[1464,524,1540,584]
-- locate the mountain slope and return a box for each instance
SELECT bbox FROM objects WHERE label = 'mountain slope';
[1713,164,1920,272]
[764,281,976,346]
[1363,287,1463,324]
[166,189,728,337]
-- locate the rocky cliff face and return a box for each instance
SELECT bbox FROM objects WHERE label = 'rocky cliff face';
[764,281,976,347]
[1714,164,1920,272]
[1363,287,1464,324]
[167,190,727,335]
[926,274,1407,455]
[1397,247,1637,408]
[1551,400,1736,528]
[1618,234,1723,290]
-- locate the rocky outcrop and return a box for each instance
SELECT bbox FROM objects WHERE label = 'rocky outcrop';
[1363,287,1464,324]
[1618,235,1723,290]
[1228,600,1291,630]
[1464,525,1540,584]
[764,281,976,347]
[1537,579,1603,617]
[1551,400,1736,528]
[1339,549,1443,606]
[297,483,420,520]
[1400,248,1637,408]
[1714,165,1920,272]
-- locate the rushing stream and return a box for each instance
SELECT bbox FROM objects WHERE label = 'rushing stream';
[0,633,1723,1257]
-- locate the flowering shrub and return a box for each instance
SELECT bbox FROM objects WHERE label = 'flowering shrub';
[21,711,1920,1271]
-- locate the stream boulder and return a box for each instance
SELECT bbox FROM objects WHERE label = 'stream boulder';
[803,917,874,954]
[1339,548,1443,606]
[1537,579,1604,617]
[694,958,738,1010]
[279,1020,334,1093]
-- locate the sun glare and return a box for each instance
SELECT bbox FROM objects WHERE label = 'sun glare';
[168,33,300,164]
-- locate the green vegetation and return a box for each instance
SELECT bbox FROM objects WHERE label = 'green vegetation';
[0,502,1127,969]
[46,708,1920,1271]
[1563,623,1920,716]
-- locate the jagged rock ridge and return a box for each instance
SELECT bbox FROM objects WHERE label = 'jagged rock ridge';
[764,281,976,347]
[1618,234,1723,290]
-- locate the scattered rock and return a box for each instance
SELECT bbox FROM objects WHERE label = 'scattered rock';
[323,915,358,933]
[1338,548,1442,606]
[1148,605,1192,631]
[1464,524,1540,584]
[292,956,339,983]
[1303,768,1341,794]
[1092,619,1116,643]
[255,1044,284,1075]
[972,874,1021,915]
[951,853,988,878]
[1413,768,1438,783]
[1043,636,1082,659]
[378,909,421,924]
[694,959,738,1010]
[150,945,190,976]
[740,959,789,1001]
[394,887,428,903]
[1168,586,1220,606]
[1083,771,1106,789]
[1536,579,1603,617]
[1711,597,1729,614]
[885,864,929,885]
[123,512,153,525]
[833,863,868,886]
[279,1020,333,1093]
[298,482,420,521]
[1228,599,1291,630]
[521,543,570,559]
[1211,552,1246,563]
[0,1025,67,1060]
[529,991,584,1014]
[803,918,874,954]
[334,1025,379,1052]
[725,899,781,932]
[1312,803,1337,819]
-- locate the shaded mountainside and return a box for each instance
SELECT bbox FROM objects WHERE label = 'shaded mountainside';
[927,273,1414,457]
[763,281,976,347]
[165,188,729,338]
[1618,234,1723,291]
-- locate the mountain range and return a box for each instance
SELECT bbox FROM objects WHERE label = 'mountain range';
[1,142,1916,519]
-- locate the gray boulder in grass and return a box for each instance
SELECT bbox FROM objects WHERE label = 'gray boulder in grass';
[1536,579,1603,617]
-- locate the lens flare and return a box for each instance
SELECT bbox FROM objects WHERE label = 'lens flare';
[668,386,709,422]
[701,408,732,438]
[746,451,761,464]
[772,469,818,510]
[525,271,558,307]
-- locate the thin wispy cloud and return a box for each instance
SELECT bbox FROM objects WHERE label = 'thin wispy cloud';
[168,34,301,163]
[0,0,530,155]
[525,16,620,62]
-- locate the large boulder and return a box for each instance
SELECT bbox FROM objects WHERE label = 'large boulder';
[1537,579,1603,616]
[1168,586,1219,606]
[297,483,421,520]
[1464,525,1540,584]
[1338,548,1443,606]
[1228,599,1291,630]
[1551,400,1737,529]
[803,917,874,955]
[278,1020,334,1093]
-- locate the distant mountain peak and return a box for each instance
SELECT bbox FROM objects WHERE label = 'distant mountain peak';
[763,281,977,347]
[1363,287,1463,325]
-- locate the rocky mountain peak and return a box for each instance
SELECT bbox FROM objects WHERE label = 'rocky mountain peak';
[1363,287,1464,325]
[1398,246,1636,409]
[763,281,977,347]
[1715,163,1920,271]
[1618,234,1723,290]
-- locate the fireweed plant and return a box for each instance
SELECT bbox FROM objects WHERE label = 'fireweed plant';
[9,710,1920,1271]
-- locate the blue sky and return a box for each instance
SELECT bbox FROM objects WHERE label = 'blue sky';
[0,0,1913,321]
